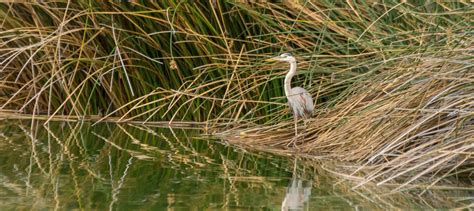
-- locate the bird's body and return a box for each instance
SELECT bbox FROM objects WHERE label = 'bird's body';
[287,87,313,118]
[267,53,314,144]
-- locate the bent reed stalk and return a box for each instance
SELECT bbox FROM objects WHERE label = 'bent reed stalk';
[0,1,472,188]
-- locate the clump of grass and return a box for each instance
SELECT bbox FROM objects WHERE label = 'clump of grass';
[0,1,472,188]
[226,50,473,188]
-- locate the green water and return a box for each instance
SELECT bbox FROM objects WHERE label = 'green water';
[0,120,471,210]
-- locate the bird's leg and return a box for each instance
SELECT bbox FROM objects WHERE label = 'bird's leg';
[288,115,298,148]
[303,119,307,134]
[294,115,298,137]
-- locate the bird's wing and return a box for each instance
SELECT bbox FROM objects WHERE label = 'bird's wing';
[289,87,314,118]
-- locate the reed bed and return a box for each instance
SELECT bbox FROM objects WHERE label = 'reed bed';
[0,1,473,189]
[225,51,474,189]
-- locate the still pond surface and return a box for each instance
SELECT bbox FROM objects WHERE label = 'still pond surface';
[0,120,471,210]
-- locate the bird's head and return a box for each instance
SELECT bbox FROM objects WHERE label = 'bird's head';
[265,53,296,63]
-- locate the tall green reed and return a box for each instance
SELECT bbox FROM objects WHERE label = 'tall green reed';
[0,1,471,125]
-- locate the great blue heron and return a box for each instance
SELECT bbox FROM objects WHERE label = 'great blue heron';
[266,53,314,143]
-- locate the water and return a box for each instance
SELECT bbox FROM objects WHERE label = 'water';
[0,120,471,210]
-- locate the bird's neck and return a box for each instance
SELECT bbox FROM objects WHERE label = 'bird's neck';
[284,61,296,97]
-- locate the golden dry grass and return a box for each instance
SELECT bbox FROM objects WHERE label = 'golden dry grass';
[223,51,473,189]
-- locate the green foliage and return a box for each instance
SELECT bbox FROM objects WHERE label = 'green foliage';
[0,1,471,125]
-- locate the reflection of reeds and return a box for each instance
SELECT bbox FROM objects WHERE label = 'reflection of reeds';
[0,120,472,209]
[0,120,289,209]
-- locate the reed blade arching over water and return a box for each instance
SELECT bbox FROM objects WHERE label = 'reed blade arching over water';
[0,1,473,190]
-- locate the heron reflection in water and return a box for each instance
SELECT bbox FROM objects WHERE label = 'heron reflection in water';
[281,158,312,211]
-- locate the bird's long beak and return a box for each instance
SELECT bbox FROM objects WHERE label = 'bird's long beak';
[265,56,280,62]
